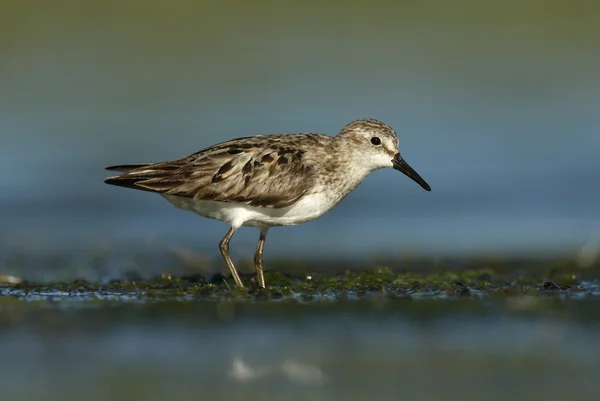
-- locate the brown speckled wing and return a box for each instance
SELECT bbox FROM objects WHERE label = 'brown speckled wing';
[104,135,319,209]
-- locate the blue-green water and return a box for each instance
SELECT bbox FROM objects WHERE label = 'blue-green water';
[1,297,600,401]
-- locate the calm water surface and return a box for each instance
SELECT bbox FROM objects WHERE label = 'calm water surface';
[1,298,600,401]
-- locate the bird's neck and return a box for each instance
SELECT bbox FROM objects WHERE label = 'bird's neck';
[313,141,374,204]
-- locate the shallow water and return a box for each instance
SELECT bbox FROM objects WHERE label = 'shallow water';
[2,297,600,401]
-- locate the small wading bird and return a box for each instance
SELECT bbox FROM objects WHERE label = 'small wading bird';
[105,119,431,289]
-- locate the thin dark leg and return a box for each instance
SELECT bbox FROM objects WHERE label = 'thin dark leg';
[219,226,244,288]
[254,228,269,289]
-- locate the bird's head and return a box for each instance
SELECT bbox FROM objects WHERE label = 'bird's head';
[336,118,431,191]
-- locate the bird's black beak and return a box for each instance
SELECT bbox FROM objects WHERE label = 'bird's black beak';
[392,153,431,191]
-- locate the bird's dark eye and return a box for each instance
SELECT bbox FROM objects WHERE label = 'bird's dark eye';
[370,137,381,145]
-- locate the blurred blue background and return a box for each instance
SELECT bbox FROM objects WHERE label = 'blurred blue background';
[2,0,599,266]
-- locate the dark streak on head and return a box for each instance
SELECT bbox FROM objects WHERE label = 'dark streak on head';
[384,148,397,158]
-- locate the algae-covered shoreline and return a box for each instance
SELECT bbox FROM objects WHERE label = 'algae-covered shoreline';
[2,259,599,303]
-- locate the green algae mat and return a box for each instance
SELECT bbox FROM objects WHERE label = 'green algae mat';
[2,264,599,302]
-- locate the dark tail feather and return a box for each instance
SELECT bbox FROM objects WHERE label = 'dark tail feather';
[104,175,161,193]
[104,164,181,194]
[105,164,150,172]
[104,163,154,191]
[104,162,186,193]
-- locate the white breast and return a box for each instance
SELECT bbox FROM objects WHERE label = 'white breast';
[162,192,336,228]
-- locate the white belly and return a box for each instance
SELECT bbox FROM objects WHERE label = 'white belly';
[161,193,336,228]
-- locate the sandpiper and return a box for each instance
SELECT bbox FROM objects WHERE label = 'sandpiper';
[105,119,431,288]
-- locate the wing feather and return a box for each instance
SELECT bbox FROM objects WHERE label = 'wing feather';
[104,135,319,209]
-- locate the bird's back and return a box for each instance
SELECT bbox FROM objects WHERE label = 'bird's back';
[104,133,334,209]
